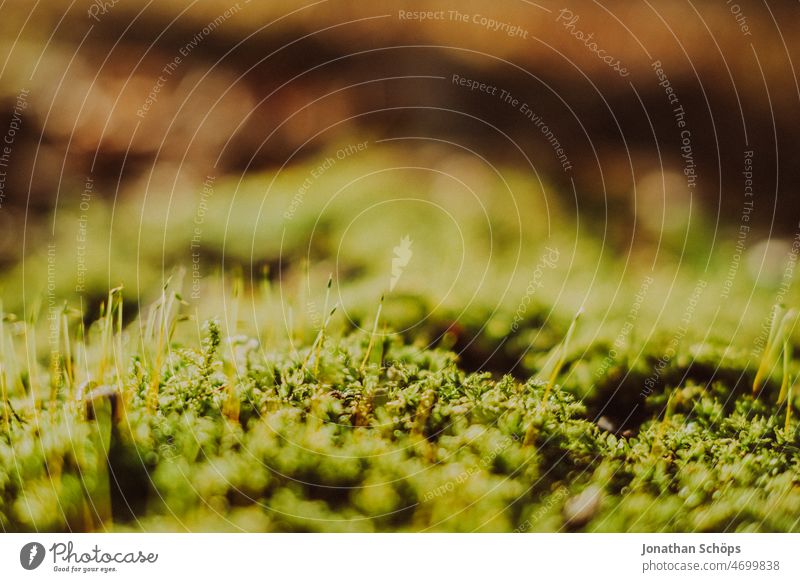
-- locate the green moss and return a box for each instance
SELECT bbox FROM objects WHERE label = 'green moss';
[1,309,799,532]
[2,149,800,532]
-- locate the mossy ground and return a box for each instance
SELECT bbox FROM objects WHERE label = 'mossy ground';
[2,147,800,532]
[2,306,799,532]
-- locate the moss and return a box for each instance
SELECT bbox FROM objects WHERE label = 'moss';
[1,312,799,532]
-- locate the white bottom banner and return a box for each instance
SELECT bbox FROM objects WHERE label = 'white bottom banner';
[1,534,797,580]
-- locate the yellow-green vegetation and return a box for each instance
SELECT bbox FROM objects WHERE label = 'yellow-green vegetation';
[3,147,800,532]
[1,278,799,532]
[751,305,799,431]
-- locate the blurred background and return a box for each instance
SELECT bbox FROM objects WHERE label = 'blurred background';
[0,0,799,377]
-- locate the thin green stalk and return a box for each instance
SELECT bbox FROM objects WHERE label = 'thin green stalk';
[316,275,333,374]
[303,276,334,374]
[753,306,793,396]
[779,339,792,404]
[360,295,384,373]
[61,307,74,397]
[541,308,583,406]
[525,308,582,447]
[146,282,181,412]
